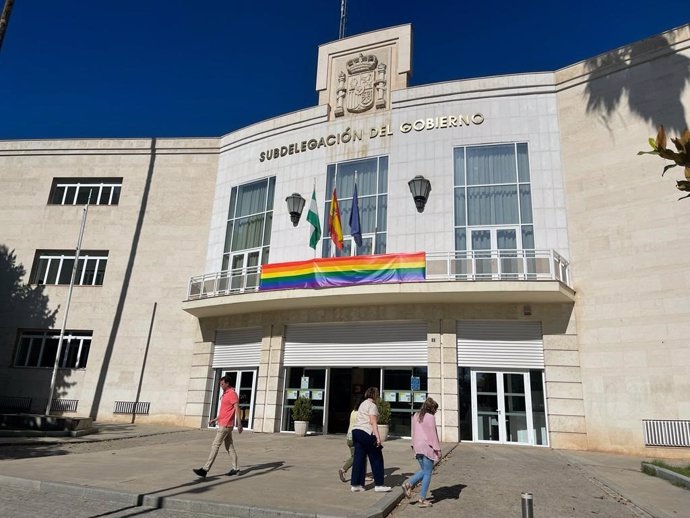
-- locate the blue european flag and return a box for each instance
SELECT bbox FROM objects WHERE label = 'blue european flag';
[349,181,363,247]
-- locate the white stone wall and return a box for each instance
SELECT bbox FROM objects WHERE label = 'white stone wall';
[205,74,570,274]
[0,138,219,424]
[556,25,690,457]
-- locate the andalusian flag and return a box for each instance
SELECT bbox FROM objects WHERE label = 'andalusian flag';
[328,188,344,250]
[307,187,321,250]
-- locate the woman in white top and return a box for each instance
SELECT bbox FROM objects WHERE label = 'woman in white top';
[350,387,391,493]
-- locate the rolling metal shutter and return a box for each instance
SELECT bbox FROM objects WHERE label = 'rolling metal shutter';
[457,320,543,369]
[284,322,427,367]
[212,327,262,368]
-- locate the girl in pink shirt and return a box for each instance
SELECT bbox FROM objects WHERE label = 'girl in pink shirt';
[402,398,441,507]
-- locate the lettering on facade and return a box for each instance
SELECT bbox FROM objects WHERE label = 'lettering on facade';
[258,113,485,162]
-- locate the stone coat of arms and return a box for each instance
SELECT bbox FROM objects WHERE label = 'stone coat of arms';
[334,53,388,117]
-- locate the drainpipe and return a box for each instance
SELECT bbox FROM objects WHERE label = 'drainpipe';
[262,324,272,433]
[439,319,445,441]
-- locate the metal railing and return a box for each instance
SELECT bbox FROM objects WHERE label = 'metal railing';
[0,396,32,413]
[425,249,570,284]
[187,249,571,300]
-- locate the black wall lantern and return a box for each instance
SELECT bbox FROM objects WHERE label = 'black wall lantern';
[408,175,432,213]
[285,192,306,227]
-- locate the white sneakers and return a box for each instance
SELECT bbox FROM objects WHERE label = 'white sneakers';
[351,484,392,492]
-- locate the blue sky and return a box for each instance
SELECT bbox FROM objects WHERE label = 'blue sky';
[0,1,687,139]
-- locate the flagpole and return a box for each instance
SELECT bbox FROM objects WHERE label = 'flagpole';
[45,195,90,415]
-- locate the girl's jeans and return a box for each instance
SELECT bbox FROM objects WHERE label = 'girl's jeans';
[407,454,434,499]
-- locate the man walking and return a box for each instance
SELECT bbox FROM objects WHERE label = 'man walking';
[193,374,243,478]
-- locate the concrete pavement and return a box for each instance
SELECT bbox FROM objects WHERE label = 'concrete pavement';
[0,424,687,517]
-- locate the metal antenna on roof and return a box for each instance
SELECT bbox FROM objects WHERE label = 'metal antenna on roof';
[339,0,347,39]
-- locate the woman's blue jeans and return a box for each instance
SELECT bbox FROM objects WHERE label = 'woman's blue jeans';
[407,454,434,499]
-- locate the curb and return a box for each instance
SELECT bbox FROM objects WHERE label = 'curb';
[0,427,99,438]
[641,462,690,490]
[0,474,399,518]
[0,428,189,446]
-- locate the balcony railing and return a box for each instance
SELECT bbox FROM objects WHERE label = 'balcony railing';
[187,249,571,300]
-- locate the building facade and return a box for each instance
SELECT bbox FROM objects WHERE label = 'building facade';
[1,24,688,458]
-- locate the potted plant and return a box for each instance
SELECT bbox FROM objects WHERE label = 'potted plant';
[376,398,391,441]
[291,396,312,437]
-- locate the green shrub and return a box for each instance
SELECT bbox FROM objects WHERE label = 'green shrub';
[291,396,312,422]
[376,398,391,425]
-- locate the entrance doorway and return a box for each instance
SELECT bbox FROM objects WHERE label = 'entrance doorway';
[470,369,546,445]
[214,369,257,429]
[326,367,380,434]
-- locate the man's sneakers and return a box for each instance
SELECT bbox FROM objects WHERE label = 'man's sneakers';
[350,485,365,492]
[226,469,240,476]
[338,468,347,482]
[374,486,392,492]
[192,468,207,478]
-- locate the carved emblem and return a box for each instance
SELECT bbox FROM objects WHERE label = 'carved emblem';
[334,53,388,117]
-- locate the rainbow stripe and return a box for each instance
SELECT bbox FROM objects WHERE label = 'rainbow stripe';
[259,252,426,291]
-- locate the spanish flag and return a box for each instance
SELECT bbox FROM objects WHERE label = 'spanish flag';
[329,188,344,250]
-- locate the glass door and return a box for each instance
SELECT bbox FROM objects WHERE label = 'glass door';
[469,227,519,279]
[217,369,257,429]
[471,370,532,444]
[229,250,261,292]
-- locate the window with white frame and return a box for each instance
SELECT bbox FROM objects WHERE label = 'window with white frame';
[222,177,275,289]
[31,250,108,286]
[322,156,388,257]
[49,178,122,205]
[453,143,534,251]
[14,330,92,369]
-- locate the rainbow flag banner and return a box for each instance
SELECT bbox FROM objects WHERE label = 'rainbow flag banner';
[259,252,426,291]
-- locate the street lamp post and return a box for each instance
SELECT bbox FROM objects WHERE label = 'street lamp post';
[45,200,90,415]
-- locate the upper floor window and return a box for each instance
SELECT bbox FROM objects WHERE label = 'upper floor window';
[322,156,388,257]
[14,330,91,369]
[49,178,122,205]
[31,250,108,286]
[454,143,534,252]
[222,177,275,273]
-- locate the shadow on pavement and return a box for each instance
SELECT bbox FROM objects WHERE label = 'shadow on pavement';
[144,461,289,500]
[0,444,70,460]
[429,483,466,503]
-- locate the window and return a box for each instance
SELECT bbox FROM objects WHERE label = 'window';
[322,156,388,257]
[454,143,534,251]
[222,177,275,290]
[31,250,108,286]
[49,178,122,205]
[15,330,92,369]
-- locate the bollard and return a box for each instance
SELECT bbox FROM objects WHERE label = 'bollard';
[521,492,534,518]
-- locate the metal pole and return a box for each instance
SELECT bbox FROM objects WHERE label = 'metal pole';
[521,492,534,518]
[45,199,90,415]
[338,0,347,39]
[0,0,15,53]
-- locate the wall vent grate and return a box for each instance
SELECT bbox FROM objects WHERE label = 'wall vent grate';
[643,419,690,447]
[114,401,151,415]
